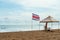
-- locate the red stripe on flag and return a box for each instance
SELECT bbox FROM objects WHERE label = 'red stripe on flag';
[32,16,39,19]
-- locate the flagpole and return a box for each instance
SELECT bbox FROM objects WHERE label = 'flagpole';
[39,22,40,30]
[38,17,40,30]
[32,13,40,31]
[31,19,33,31]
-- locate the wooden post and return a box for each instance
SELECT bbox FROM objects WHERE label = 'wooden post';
[58,22,59,32]
[39,22,40,30]
[45,22,48,31]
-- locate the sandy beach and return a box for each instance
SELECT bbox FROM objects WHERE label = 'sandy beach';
[0,29,60,40]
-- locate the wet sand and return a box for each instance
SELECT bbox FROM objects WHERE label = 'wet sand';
[0,29,60,40]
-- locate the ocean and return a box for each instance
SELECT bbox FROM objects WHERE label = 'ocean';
[0,23,60,32]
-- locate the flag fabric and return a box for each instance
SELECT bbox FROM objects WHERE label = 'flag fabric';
[32,13,40,21]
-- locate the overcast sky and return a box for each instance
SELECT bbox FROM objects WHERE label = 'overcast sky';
[0,0,60,25]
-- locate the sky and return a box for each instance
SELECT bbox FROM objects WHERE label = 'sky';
[0,0,60,25]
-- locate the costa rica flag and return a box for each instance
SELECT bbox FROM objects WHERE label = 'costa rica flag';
[32,13,40,21]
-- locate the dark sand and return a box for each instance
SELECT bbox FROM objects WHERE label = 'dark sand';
[0,29,60,40]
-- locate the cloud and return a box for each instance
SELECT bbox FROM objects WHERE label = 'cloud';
[6,0,56,8]
[0,0,60,25]
[0,12,32,25]
[1,0,60,9]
